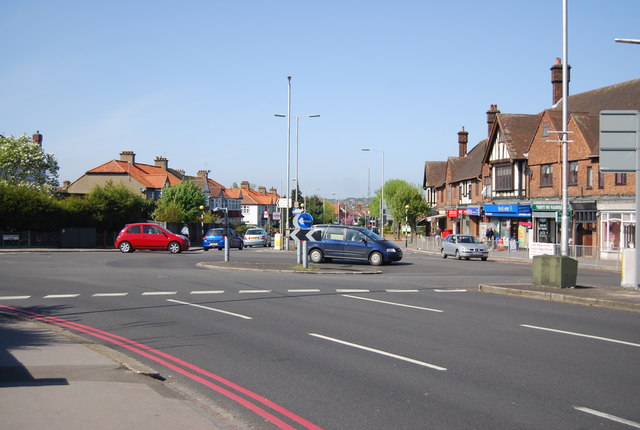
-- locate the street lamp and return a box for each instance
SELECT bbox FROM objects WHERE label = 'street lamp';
[361,148,385,237]
[294,114,320,207]
[405,205,410,247]
[274,76,292,250]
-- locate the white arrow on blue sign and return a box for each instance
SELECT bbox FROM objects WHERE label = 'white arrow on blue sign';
[294,213,313,229]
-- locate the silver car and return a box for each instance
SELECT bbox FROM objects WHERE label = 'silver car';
[243,228,271,247]
[441,234,489,261]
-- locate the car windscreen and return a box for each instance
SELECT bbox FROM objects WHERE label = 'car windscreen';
[246,229,263,235]
[458,236,477,243]
[206,229,224,236]
[361,229,384,241]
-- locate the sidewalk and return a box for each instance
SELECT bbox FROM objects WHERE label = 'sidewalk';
[0,314,247,430]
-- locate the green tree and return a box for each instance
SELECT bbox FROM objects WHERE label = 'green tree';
[0,134,59,191]
[87,181,154,231]
[0,182,61,230]
[153,180,205,223]
[369,179,430,234]
[305,195,323,223]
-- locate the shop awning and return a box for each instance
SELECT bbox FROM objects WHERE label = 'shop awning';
[426,214,446,221]
[571,201,597,223]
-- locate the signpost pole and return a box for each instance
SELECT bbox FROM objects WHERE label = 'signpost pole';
[636,113,639,289]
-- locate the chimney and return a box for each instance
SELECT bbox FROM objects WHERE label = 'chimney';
[240,180,250,190]
[119,151,136,164]
[63,180,71,189]
[32,131,43,146]
[551,57,570,105]
[197,170,208,179]
[258,186,266,194]
[458,126,468,157]
[486,104,500,136]
[154,156,168,170]
[269,187,277,195]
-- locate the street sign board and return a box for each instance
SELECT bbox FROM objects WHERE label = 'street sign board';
[294,213,313,229]
[277,198,291,208]
[291,229,316,242]
[600,110,639,172]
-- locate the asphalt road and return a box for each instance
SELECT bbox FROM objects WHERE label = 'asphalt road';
[1,248,638,429]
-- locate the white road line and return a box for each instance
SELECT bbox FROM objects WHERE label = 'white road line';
[239,290,272,294]
[93,293,128,297]
[336,289,370,293]
[342,294,443,313]
[385,289,419,293]
[142,291,177,296]
[309,333,447,371]
[521,324,640,348]
[167,299,253,320]
[574,406,640,428]
[288,289,320,293]
[190,290,225,294]
[0,296,31,300]
[44,294,79,299]
[434,289,467,293]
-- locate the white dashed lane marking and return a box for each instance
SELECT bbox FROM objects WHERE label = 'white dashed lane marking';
[93,293,128,297]
[167,299,253,320]
[44,294,79,299]
[142,291,177,296]
[190,290,225,295]
[0,296,31,300]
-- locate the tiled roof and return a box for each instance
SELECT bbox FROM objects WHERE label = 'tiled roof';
[450,140,487,183]
[572,113,600,157]
[491,113,541,160]
[87,160,182,188]
[226,187,280,205]
[551,78,640,114]
[423,161,448,189]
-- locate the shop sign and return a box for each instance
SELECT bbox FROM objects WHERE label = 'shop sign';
[447,210,460,218]
[483,204,531,218]
[532,203,562,211]
[464,207,481,216]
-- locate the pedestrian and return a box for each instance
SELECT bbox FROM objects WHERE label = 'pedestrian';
[485,227,495,248]
[181,224,189,238]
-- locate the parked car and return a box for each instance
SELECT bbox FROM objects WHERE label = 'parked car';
[307,224,403,266]
[440,234,489,261]
[203,228,244,251]
[243,228,271,247]
[115,223,190,254]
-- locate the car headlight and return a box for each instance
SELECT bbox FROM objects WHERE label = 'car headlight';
[386,248,397,253]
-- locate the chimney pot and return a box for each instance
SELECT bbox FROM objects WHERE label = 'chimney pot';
[458,126,469,157]
[551,58,570,105]
[154,156,168,170]
[486,105,500,137]
[32,131,43,146]
[119,151,136,164]
[240,181,250,190]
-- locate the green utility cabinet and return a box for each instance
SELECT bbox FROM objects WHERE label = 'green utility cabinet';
[532,255,578,288]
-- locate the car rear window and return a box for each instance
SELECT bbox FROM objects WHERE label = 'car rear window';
[246,229,263,235]
[206,229,224,236]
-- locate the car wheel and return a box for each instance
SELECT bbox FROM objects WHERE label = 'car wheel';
[309,248,324,263]
[238,242,243,250]
[441,248,447,259]
[369,251,383,266]
[455,250,462,260]
[204,248,209,251]
[481,257,488,261]
[118,241,132,253]
[168,241,181,254]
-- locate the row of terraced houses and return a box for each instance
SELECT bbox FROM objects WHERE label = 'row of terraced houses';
[423,59,638,259]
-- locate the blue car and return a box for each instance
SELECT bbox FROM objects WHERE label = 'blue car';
[203,228,244,251]
[306,224,402,266]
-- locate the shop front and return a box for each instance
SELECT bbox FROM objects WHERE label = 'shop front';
[483,204,532,248]
[598,201,635,258]
[571,201,597,255]
[531,203,566,245]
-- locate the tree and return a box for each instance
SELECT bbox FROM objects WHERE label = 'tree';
[369,179,430,234]
[87,181,154,231]
[0,134,59,191]
[0,182,61,230]
[305,195,324,224]
[153,180,205,223]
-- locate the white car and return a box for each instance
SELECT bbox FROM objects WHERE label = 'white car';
[441,234,489,261]
[243,228,271,247]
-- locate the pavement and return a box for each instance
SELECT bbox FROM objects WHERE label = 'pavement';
[1,247,640,429]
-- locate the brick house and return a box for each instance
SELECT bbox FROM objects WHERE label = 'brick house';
[226,181,279,228]
[423,58,639,255]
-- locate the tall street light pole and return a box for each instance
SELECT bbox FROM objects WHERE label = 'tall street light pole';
[361,148,384,237]
[294,114,320,207]
[560,0,569,256]
[274,76,292,250]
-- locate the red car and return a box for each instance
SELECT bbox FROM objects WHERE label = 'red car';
[115,223,190,254]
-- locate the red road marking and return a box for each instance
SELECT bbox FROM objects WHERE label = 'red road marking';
[1,305,323,430]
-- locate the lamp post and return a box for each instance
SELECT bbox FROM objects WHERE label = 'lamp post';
[199,205,205,241]
[294,114,320,207]
[214,206,230,262]
[274,76,292,250]
[405,205,410,247]
[361,148,385,237]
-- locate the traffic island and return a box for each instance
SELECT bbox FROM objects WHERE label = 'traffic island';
[197,261,382,274]
[532,255,578,288]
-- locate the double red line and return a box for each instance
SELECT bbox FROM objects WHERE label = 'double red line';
[0,305,323,430]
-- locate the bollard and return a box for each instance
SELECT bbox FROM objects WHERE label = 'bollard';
[296,241,301,265]
[302,240,308,268]
[224,236,230,262]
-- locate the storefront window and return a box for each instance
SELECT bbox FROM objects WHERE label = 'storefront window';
[601,212,636,251]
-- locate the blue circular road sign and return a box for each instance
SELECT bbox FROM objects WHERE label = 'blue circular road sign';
[296,213,313,229]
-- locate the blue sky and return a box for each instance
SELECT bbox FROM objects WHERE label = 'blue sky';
[2,1,639,199]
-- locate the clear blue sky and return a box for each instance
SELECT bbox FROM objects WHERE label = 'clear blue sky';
[2,1,639,199]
